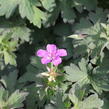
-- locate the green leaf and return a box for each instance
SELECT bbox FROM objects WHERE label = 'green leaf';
[11,26,31,42]
[0,0,19,18]
[74,18,92,34]
[0,69,18,93]
[0,20,31,66]
[102,99,109,109]
[7,90,28,109]
[18,63,44,90]
[0,88,28,109]
[18,72,37,83]
[69,84,103,109]
[88,8,107,24]
[78,58,87,73]
[64,59,88,84]
[0,0,46,28]
[19,0,46,28]
[25,84,38,109]
[78,94,103,109]
[54,23,72,36]
[91,71,109,92]
[0,19,31,42]
[68,34,85,40]
[45,104,55,109]
[0,88,8,108]
[60,0,76,23]
[55,92,65,109]
[3,50,16,66]
[65,64,86,82]
[77,0,97,10]
[41,0,56,12]
[43,4,60,27]
[69,84,85,105]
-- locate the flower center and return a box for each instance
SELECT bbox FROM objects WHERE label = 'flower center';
[48,52,56,60]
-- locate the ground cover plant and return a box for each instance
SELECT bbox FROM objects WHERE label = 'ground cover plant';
[0,0,109,109]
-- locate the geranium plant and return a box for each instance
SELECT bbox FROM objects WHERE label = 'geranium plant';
[0,0,109,109]
[36,44,67,82]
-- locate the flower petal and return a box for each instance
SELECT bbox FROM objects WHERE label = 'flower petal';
[41,57,51,64]
[57,49,67,56]
[46,44,57,53]
[37,49,47,57]
[52,57,62,66]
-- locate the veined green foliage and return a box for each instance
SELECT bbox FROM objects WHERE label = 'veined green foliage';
[65,58,109,93]
[0,88,28,109]
[0,35,18,65]
[69,84,103,109]
[0,20,31,66]
[0,0,109,109]
[0,0,46,28]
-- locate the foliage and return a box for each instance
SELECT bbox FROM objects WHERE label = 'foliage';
[0,87,28,109]
[0,0,109,109]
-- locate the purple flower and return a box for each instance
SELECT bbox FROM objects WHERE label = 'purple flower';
[36,44,67,66]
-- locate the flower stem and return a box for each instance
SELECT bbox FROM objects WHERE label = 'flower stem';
[51,63,53,69]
